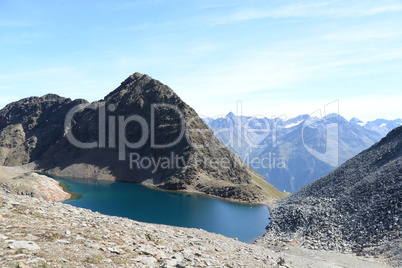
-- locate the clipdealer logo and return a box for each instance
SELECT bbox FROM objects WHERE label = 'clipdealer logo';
[64,100,340,172]
[64,102,187,161]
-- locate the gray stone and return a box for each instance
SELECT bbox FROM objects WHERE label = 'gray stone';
[0,234,8,240]
[136,256,157,266]
[107,247,120,254]
[10,241,40,250]
[56,239,71,244]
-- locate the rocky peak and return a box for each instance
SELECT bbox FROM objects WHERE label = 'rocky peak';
[104,73,181,111]
[2,94,67,109]
[118,72,148,88]
[227,112,236,118]
[0,73,285,203]
[0,94,80,126]
[350,117,363,124]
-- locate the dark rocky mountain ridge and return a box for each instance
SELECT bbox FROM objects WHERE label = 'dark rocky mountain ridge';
[0,73,285,203]
[258,125,402,267]
[0,94,86,166]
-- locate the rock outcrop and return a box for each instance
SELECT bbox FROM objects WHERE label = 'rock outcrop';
[0,172,70,202]
[0,94,86,166]
[0,73,285,203]
[258,126,402,267]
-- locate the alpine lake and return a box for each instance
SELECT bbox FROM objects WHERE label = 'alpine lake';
[56,177,270,243]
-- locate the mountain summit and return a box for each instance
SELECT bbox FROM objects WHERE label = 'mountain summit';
[0,73,284,203]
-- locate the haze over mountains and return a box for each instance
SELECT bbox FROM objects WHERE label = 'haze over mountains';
[360,118,402,136]
[0,73,284,203]
[204,113,402,192]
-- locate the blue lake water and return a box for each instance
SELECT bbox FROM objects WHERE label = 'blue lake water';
[56,178,270,243]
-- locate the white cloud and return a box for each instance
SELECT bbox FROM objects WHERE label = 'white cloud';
[361,5,402,16]
[168,55,305,98]
[321,28,402,42]
[1,0,401,124]
[168,39,401,100]
[212,1,402,24]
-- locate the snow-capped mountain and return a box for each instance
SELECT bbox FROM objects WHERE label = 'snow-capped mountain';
[205,113,399,192]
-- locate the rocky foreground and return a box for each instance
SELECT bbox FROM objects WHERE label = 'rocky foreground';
[0,167,392,267]
[0,191,390,268]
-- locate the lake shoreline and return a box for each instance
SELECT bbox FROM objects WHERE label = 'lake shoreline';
[56,180,81,201]
[40,171,271,206]
[48,175,270,243]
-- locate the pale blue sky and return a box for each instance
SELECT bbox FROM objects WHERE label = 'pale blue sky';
[1,0,401,121]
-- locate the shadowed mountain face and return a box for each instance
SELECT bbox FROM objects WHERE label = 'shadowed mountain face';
[260,126,402,266]
[205,114,384,192]
[0,94,87,166]
[0,73,285,203]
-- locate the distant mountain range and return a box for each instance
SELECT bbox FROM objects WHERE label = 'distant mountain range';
[204,113,402,192]
[356,117,402,136]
